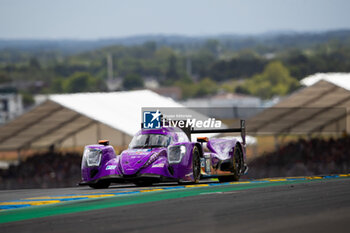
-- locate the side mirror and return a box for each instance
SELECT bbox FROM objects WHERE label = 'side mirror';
[197,137,208,143]
[98,140,109,146]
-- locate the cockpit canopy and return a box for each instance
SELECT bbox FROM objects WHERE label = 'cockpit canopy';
[129,134,172,149]
[129,127,190,149]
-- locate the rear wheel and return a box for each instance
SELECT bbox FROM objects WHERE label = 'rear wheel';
[218,145,242,182]
[89,180,110,189]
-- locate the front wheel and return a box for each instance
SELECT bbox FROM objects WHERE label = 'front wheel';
[192,146,201,183]
[218,145,242,182]
[177,146,201,184]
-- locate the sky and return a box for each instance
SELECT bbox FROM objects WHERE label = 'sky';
[0,0,350,39]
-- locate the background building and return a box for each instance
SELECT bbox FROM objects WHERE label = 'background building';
[0,87,23,125]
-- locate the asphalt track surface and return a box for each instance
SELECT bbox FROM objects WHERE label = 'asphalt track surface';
[1,175,350,233]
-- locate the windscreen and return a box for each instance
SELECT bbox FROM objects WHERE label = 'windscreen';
[129,134,171,149]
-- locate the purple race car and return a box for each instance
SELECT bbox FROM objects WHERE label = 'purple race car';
[80,120,248,189]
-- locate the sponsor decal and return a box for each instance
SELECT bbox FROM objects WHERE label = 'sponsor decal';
[152,163,165,168]
[136,149,152,152]
[124,149,151,155]
[133,151,149,155]
[106,165,117,170]
[200,158,205,167]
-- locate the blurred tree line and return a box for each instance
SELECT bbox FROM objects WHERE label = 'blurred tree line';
[1,34,350,102]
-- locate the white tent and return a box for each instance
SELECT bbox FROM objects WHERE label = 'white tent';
[0,90,183,151]
[247,73,350,135]
[301,72,350,90]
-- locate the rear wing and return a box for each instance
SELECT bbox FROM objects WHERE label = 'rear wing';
[190,120,246,146]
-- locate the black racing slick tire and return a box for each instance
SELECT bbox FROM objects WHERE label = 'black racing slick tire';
[218,145,242,182]
[192,146,201,183]
[89,180,110,189]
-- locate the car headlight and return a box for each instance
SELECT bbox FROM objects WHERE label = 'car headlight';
[84,148,102,166]
[168,145,186,164]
